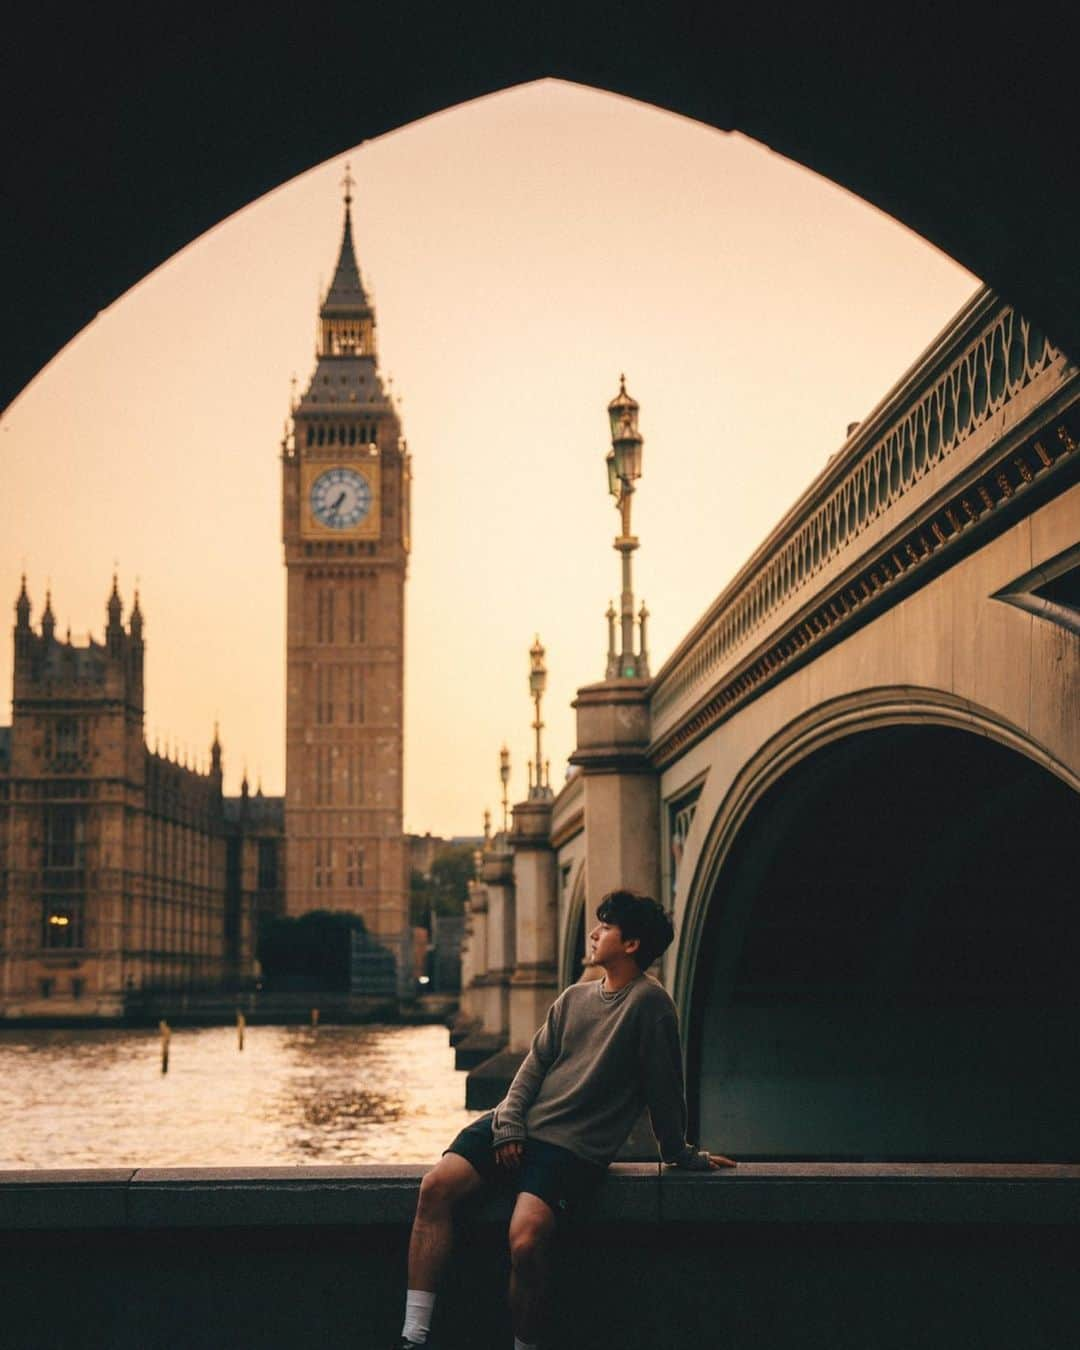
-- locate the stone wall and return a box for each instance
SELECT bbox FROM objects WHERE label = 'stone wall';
[2,1164,1079,1348]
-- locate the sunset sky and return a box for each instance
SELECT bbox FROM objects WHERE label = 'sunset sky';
[1,80,977,835]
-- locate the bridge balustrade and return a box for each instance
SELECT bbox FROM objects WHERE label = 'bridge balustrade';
[650,287,1075,755]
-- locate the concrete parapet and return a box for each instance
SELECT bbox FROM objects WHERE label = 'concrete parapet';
[5,1161,1080,1232]
[453,1028,505,1071]
[448,1012,480,1047]
[3,1164,1080,1348]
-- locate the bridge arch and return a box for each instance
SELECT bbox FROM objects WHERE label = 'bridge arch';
[559,862,589,990]
[676,689,1080,1160]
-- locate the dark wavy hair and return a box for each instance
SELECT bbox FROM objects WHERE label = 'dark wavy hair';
[596,889,675,970]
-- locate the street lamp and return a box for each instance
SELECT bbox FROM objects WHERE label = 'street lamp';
[499,744,510,832]
[528,635,552,799]
[604,375,649,680]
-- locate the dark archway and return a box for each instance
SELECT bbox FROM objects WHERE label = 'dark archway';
[561,866,588,990]
[688,726,1080,1160]
[3,4,1079,412]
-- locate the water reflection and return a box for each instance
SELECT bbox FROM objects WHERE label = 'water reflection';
[0,1024,478,1168]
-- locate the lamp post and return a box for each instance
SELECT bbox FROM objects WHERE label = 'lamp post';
[605,375,649,680]
[528,636,552,799]
[499,745,510,832]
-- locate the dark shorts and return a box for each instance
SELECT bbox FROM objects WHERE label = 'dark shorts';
[444,1112,606,1221]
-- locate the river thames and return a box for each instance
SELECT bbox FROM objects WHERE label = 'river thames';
[0,1023,479,1168]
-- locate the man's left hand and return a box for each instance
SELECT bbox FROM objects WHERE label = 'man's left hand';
[672,1147,737,1171]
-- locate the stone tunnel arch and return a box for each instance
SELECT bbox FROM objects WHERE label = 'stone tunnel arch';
[680,700,1080,1161]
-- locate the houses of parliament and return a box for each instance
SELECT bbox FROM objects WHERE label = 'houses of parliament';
[0,184,412,1018]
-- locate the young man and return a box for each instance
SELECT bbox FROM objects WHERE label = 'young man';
[395,889,735,1350]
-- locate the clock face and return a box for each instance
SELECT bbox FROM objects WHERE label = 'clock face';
[310,467,372,529]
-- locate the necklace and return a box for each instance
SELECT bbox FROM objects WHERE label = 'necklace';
[598,975,640,1002]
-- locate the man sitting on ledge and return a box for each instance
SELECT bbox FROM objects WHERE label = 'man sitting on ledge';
[394,888,736,1350]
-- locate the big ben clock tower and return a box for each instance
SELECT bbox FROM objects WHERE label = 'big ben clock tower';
[282,170,411,975]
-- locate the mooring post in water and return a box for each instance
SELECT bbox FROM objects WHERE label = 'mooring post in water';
[310,1007,319,1029]
[237,1010,245,1051]
[159,1019,171,1075]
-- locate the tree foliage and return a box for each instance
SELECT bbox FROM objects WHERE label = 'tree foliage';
[410,841,476,929]
[257,909,369,991]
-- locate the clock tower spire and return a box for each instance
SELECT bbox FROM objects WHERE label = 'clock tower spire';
[281,170,412,991]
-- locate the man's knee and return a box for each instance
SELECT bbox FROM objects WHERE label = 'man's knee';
[509,1219,552,1271]
[416,1156,477,1218]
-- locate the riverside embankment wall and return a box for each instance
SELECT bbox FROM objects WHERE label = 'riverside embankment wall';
[2,1164,1079,1348]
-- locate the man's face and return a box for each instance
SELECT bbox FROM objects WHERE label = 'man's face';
[586,918,639,969]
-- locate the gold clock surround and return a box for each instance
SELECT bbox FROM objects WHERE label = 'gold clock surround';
[300,456,382,541]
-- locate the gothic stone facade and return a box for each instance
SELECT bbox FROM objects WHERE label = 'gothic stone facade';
[0,580,275,1019]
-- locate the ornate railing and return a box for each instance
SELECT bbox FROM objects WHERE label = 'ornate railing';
[650,290,1073,737]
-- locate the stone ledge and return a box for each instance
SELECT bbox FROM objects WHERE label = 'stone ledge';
[2,1163,1079,1232]
[0,1169,135,1230]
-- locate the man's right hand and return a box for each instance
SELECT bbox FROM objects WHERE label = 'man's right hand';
[494,1140,524,1172]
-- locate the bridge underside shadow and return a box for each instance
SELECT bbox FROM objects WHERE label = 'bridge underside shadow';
[689,726,1080,1161]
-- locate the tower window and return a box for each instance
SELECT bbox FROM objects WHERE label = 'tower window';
[347,668,365,724]
[257,839,278,891]
[313,746,334,806]
[346,746,365,805]
[315,666,335,724]
[44,806,85,868]
[314,839,335,889]
[347,589,366,644]
[316,588,336,644]
[43,898,84,949]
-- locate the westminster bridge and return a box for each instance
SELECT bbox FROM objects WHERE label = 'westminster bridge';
[458,284,1080,1163]
[3,270,1079,1350]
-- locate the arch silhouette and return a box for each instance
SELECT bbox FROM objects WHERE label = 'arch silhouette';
[3,5,1078,413]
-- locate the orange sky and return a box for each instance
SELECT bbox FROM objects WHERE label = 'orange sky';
[1,81,976,835]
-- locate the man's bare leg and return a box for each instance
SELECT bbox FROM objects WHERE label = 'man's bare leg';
[507,1191,557,1346]
[407,1152,486,1291]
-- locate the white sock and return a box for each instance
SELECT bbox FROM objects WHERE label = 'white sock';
[402,1289,436,1344]
[513,1338,538,1350]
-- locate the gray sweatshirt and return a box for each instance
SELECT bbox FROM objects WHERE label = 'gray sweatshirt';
[490,973,696,1167]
